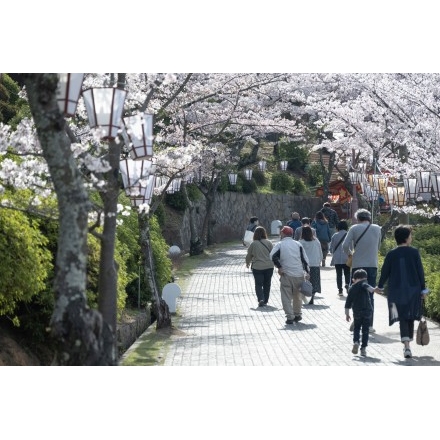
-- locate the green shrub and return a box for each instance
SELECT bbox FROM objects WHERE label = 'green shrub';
[154,199,166,227]
[305,162,323,186]
[0,207,52,324]
[150,215,173,294]
[270,171,293,192]
[186,183,203,201]
[165,190,187,211]
[252,169,267,187]
[241,176,258,194]
[278,138,309,172]
[291,177,307,195]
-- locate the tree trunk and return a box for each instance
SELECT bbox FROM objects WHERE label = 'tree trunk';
[201,178,220,247]
[181,182,203,256]
[138,212,171,329]
[24,74,114,365]
[97,137,120,354]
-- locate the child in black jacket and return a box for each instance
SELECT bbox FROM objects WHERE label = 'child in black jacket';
[345,269,374,357]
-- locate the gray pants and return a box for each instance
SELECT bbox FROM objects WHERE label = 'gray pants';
[280,274,304,319]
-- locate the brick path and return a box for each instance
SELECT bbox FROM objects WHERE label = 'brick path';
[125,240,440,366]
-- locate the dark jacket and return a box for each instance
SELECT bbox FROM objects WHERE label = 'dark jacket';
[286,219,302,231]
[312,219,331,242]
[377,246,426,323]
[321,206,339,229]
[345,281,373,316]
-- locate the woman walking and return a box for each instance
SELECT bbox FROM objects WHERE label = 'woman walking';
[375,225,429,359]
[330,220,351,296]
[299,225,323,305]
[312,211,332,266]
[245,226,274,307]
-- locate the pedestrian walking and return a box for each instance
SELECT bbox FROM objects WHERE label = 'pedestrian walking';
[245,226,274,307]
[321,202,339,237]
[342,209,381,332]
[345,269,375,357]
[311,211,332,266]
[270,225,309,325]
[375,225,429,359]
[330,220,350,296]
[243,216,259,246]
[299,225,322,305]
[286,211,302,233]
[294,217,316,241]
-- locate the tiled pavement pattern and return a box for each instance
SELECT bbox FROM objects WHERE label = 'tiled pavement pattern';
[143,241,440,366]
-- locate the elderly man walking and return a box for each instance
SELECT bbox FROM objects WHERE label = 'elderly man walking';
[342,209,382,332]
[270,226,309,325]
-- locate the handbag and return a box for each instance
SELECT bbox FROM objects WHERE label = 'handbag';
[346,254,353,268]
[416,300,430,346]
[243,230,254,247]
[300,279,313,297]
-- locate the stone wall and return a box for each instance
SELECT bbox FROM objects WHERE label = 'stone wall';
[164,193,323,252]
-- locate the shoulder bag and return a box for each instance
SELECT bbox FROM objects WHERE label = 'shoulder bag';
[347,224,371,268]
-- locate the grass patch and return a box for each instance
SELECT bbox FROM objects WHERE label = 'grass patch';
[119,322,186,366]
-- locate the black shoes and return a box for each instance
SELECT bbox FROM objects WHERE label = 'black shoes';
[286,316,302,324]
[258,300,265,307]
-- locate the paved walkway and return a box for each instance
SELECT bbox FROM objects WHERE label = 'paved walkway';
[124,240,440,366]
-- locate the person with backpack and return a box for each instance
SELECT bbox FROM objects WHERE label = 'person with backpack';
[311,211,332,266]
[321,202,339,237]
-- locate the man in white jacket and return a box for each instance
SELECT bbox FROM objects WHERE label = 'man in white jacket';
[270,226,309,325]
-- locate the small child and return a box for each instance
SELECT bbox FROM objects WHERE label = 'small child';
[344,269,374,357]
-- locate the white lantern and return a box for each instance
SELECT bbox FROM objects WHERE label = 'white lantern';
[122,113,154,160]
[56,73,84,117]
[228,173,237,185]
[82,87,127,140]
[280,160,288,171]
[403,177,418,201]
[416,171,432,201]
[119,159,155,199]
[258,160,267,171]
[244,168,252,180]
[431,173,440,199]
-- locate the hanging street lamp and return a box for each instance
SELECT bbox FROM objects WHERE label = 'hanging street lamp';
[244,168,252,180]
[228,173,238,185]
[258,160,267,172]
[119,158,156,207]
[82,87,127,140]
[56,73,84,117]
[416,171,432,201]
[280,160,288,171]
[122,113,154,160]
